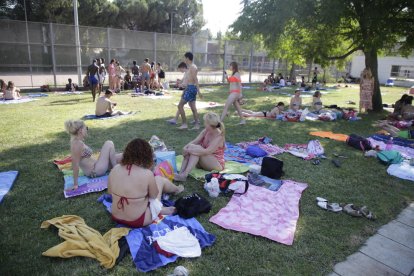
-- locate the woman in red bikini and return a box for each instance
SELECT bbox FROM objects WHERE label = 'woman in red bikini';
[221,61,245,124]
[174,112,225,182]
[108,138,182,228]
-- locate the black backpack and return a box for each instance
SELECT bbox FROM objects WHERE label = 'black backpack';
[346,134,372,151]
[174,193,212,219]
[260,157,284,179]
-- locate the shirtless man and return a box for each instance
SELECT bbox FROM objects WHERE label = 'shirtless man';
[95,89,130,117]
[177,52,203,130]
[131,60,140,91]
[140,58,151,92]
[86,59,99,102]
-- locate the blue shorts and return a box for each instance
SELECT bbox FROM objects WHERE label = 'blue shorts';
[142,72,150,81]
[89,75,98,86]
[183,85,197,102]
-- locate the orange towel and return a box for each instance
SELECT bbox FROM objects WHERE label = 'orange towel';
[309,131,349,142]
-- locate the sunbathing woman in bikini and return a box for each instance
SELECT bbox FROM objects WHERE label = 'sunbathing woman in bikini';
[64,120,122,190]
[312,91,323,113]
[241,102,285,118]
[108,138,181,228]
[174,112,225,182]
[289,89,302,112]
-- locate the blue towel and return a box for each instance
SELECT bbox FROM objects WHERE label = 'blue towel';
[28,93,48,97]
[370,134,414,148]
[0,171,18,203]
[98,195,216,272]
[82,113,133,120]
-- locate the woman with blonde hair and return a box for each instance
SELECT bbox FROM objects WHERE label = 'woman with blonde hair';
[64,120,121,190]
[175,112,226,182]
[359,68,374,112]
[221,61,245,124]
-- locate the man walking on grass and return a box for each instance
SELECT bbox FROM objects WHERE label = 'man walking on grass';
[177,52,203,130]
[86,59,99,102]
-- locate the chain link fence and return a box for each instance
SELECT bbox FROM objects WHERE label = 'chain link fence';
[0,19,296,88]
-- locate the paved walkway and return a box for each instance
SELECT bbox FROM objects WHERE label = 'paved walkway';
[331,203,414,276]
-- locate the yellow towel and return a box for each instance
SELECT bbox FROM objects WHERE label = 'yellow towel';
[41,215,129,269]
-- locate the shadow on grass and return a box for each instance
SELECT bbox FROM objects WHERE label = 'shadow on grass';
[1,86,414,275]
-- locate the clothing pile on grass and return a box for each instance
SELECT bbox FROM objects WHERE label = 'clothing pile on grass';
[310,129,414,182]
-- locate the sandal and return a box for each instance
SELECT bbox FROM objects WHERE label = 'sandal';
[332,159,341,168]
[342,204,363,217]
[317,201,343,212]
[360,206,376,220]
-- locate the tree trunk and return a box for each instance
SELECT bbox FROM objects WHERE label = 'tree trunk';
[289,62,296,80]
[364,48,382,112]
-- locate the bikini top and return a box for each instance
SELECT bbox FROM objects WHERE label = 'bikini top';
[81,144,93,159]
[113,165,145,211]
[200,131,225,155]
[228,73,241,93]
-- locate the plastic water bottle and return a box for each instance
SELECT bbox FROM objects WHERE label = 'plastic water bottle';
[386,137,393,150]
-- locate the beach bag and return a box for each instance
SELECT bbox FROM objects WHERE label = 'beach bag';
[260,157,284,179]
[346,134,372,151]
[205,173,249,196]
[154,160,174,181]
[155,151,177,172]
[174,193,212,218]
[246,145,267,157]
[377,150,404,165]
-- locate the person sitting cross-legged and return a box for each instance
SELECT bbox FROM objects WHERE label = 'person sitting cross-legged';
[95,89,131,117]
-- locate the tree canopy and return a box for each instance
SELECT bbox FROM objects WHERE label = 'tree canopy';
[232,0,414,111]
[0,0,205,35]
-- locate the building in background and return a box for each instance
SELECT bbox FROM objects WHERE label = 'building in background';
[350,53,414,87]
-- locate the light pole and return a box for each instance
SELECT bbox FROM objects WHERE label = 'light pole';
[23,0,33,88]
[73,0,82,86]
[170,10,177,45]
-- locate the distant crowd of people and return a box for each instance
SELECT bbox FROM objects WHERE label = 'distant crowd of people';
[83,58,166,102]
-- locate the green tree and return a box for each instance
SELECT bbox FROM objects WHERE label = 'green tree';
[115,0,205,35]
[232,0,414,111]
[1,0,204,35]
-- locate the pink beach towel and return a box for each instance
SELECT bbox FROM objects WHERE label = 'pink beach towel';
[209,180,307,245]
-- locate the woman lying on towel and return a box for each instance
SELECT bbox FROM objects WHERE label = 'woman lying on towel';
[312,91,323,113]
[64,119,122,190]
[109,138,180,228]
[289,89,302,112]
[4,81,21,100]
[174,112,225,182]
[241,102,285,118]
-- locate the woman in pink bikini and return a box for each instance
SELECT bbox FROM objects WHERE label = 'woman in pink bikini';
[108,138,181,228]
[174,112,225,182]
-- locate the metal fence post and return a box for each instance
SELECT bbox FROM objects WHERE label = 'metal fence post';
[49,23,57,88]
[73,0,82,86]
[153,32,157,62]
[107,28,111,64]
[191,34,195,60]
[249,42,253,83]
[223,41,227,83]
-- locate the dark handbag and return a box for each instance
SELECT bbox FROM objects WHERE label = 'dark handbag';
[346,134,372,151]
[174,193,211,218]
[260,157,284,179]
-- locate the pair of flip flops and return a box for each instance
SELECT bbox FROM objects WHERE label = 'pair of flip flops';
[316,197,342,212]
[342,204,376,220]
[317,197,376,220]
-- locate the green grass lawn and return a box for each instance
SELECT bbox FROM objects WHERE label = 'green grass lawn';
[0,84,413,275]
